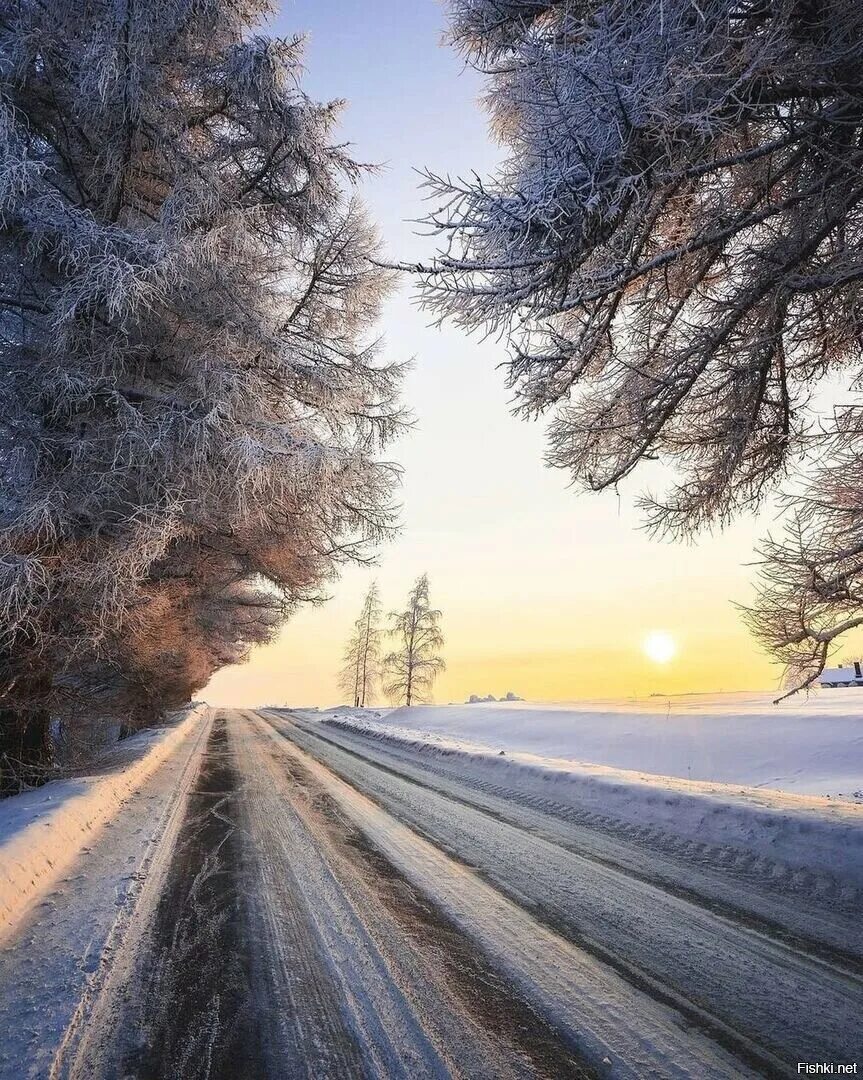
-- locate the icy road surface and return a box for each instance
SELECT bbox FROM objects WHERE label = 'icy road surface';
[5,709,862,1079]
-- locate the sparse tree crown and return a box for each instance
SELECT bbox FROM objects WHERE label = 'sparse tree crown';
[383,574,445,706]
[339,582,383,707]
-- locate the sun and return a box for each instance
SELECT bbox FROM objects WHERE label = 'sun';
[643,630,677,664]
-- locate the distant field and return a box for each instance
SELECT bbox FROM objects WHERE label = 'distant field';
[302,690,863,798]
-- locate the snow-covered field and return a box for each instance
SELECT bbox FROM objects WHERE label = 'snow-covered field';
[300,689,863,800]
[295,695,863,890]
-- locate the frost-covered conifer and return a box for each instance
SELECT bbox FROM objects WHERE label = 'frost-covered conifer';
[339,583,383,708]
[425,0,863,693]
[0,0,403,782]
[383,575,444,706]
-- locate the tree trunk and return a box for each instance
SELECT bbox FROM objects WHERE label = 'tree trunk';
[360,603,373,708]
[0,707,53,795]
[405,608,417,707]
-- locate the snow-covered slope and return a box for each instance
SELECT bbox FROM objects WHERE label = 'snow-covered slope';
[0,705,209,943]
[301,690,863,799]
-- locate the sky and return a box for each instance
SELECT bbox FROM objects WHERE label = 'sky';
[205,0,787,708]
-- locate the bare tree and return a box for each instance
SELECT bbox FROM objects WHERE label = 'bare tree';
[339,624,365,708]
[339,582,383,707]
[383,574,445,706]
[356,582,384,707]
[420,0,863,693]
[0,0,404,785]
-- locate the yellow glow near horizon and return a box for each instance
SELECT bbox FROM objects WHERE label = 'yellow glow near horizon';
[643,631,677,665]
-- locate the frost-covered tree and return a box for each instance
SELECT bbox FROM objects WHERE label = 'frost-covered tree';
[339,625,364,709]
[340,581,383,707]
[383,574,444,706]
[423,0,863,693]
[355,581,383,707]
[108,549,290,724]
[0,0,403,785]
[743,446,863,698]
[339,582,384,706]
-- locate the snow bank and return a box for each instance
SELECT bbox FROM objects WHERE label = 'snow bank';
[304,703,863,888]
[308,690,863,799]
[0,705,209,943]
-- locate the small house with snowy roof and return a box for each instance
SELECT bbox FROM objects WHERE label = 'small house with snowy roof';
[820,662,863,687]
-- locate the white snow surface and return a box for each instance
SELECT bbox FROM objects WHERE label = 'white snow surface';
[301,690,863,798]
[0,704,208,943]
[294,692,863,886]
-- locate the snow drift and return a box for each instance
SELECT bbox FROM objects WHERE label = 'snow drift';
[302,694,863,891]
[318,690,863,798]
[0,705,209,944]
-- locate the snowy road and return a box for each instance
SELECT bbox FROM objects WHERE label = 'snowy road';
[19,709,863,1079]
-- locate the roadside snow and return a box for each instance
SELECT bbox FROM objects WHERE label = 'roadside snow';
[0,705,208,944]
[298,690,863,799]
[290,694,863,887]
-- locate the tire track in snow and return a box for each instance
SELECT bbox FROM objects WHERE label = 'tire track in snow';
[67,712,596,1079]
[262,710,863,1075]
[250,711,757,1080]
[66,715,367,1080]
[295,713,863,963]
[235,711,592,1079]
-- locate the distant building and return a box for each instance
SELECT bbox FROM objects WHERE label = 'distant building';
[820,662,863,687]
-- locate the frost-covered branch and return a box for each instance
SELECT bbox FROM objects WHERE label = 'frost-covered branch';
[0,0,405,766]
[427,0,863,691]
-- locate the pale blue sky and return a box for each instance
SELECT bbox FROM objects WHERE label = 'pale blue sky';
[206,1,781,707]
